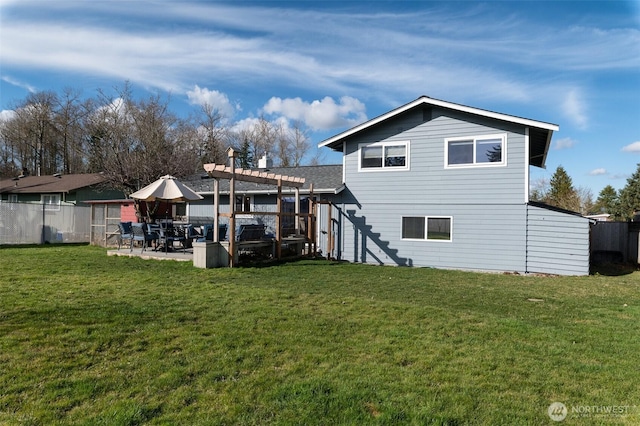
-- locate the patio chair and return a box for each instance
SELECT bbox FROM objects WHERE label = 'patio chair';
[158,226,186,253]
[131,223,158,253]
[197,224,228,242]
[117,221,134,250]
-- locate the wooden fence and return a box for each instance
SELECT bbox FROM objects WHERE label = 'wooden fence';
[590,222,640,264]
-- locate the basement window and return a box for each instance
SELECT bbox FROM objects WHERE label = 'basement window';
[402,216,452,242]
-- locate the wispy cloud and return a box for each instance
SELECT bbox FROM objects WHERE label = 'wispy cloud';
[1,76,36,93]
[589,168,607,176]
[561,89,588,130]
[553,137,578,150]
[621,141,640,153]
[2,1,636,114]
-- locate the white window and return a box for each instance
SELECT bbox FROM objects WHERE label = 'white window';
[359,141,410,171]
[8,194,18,203]
[402,216,452,242]
[42,194,61,211]
[445,134,506,168]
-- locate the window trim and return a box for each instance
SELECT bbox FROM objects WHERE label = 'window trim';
[444,133,506,169]
[234,194,254,218]
[358,140,410,172]
[401,215,453,242]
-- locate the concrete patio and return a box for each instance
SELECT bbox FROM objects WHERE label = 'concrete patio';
[107,246,194,262]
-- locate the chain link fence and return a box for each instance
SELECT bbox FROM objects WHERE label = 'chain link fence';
[0,202,91,245]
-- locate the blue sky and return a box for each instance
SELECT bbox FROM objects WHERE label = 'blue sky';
[1,0,639,196]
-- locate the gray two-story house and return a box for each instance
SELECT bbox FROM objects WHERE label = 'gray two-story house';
[318,96,591,275]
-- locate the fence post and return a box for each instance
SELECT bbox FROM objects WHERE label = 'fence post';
[41,202,46,244]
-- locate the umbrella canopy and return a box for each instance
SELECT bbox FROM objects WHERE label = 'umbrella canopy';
[130,175,203,202]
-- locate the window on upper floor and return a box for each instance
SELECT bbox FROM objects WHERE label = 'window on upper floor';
[401,216,452,242]
[359,141,410,171]
[445,134,506,168]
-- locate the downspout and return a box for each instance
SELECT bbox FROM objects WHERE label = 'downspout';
[524,127,530,273]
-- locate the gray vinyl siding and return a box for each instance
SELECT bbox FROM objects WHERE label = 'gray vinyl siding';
[526,205,591,276]
[187,194,279,233]
[337,202,528,273]
[343,108,528,206]
[336,107,532,272]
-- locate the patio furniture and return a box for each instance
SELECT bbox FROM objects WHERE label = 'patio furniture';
[157,225,186,253]
[181,224,201,248]
[197,224,228,242]
[117,221,134,250]
[236,224,266,242]
[131,223,158,253]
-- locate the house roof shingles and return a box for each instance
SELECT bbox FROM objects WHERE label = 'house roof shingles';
[0,173,107,194]
[184,164,344,195]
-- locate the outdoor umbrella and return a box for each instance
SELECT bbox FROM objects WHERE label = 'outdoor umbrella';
[130,175,203,253]
[130,175,203,202]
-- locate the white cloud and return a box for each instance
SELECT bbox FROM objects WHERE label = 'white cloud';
[561,89,588,130]
[0,109,17,121]
[262,96,367,131]
[589,168,607,176]
[622,141,640,153]
[186,85,236,119]
[1,76,36,93]
[553,137,577,150]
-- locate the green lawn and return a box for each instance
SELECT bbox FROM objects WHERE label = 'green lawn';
[0,245,638,425]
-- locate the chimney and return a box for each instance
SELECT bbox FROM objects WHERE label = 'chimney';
[258,154,273,169]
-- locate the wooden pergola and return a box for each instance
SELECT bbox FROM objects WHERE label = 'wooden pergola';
[203,148,311,267]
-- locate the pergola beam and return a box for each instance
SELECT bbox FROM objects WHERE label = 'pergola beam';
[203,164,305,187]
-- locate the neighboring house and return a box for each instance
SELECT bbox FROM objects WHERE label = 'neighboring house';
[0,173,125,208]
[318,95,592,275]
[585,213,611,222]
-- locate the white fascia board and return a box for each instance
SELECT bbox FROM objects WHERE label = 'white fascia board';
[318,96,559,148]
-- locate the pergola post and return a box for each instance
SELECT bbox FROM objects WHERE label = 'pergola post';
[213,178,220,242]
[228,149,236,267]
[294,186,300,234]
[276,179,282,259]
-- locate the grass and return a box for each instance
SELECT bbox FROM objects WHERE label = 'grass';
[0,244,638,425]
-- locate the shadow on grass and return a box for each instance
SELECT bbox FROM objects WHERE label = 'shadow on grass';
[591,262,638,276]
[238,256,345,269]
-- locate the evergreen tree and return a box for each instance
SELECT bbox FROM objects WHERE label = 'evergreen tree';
[616,163,640,220]
[592,185,619,217]
[546,166,580,212]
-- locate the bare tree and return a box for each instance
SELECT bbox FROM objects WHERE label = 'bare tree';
[276,120,310,167]
[54,88,89,174]
[194,103,228,165]
[85,83,200,196]
[1,92,59,176]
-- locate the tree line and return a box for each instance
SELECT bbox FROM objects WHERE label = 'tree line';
[0,83,314,196]
[531,165,640,221]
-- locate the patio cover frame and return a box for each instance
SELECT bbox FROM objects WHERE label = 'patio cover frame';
[203,148,307,267]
